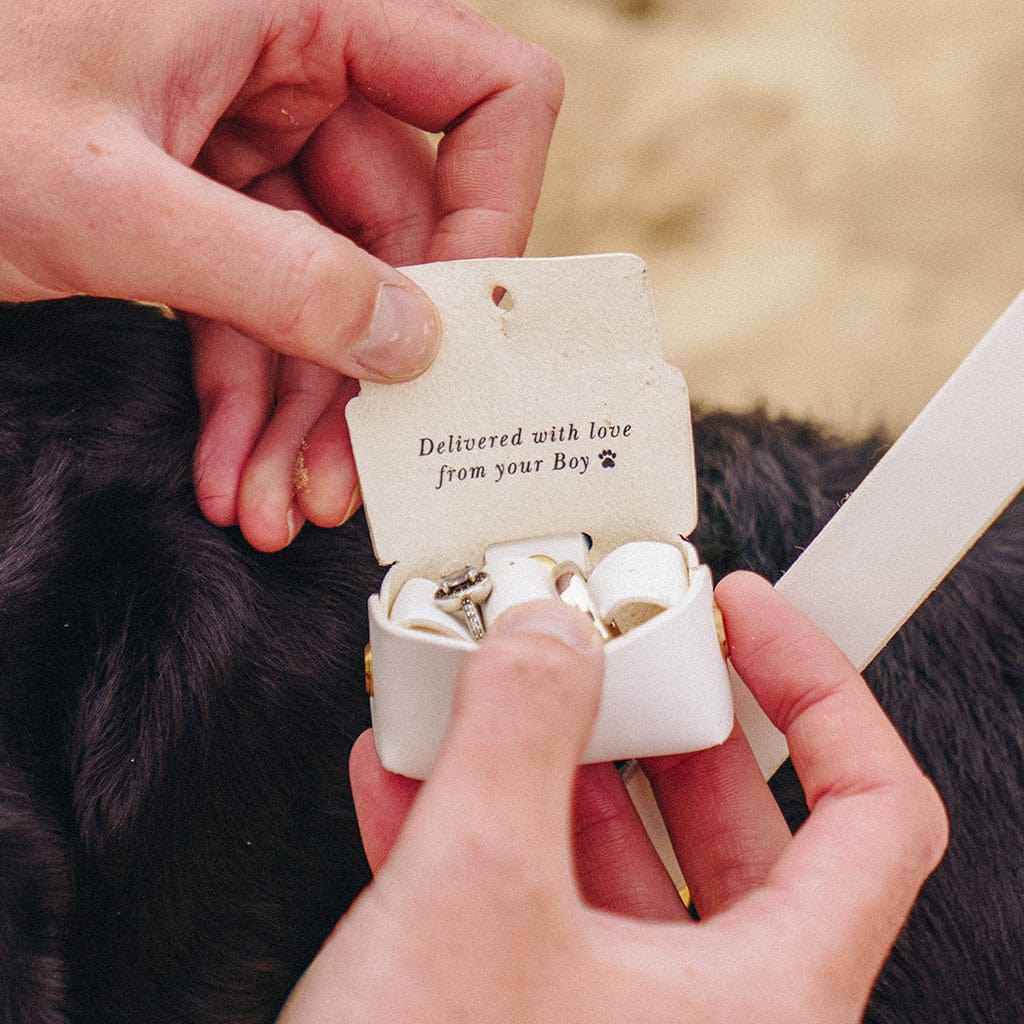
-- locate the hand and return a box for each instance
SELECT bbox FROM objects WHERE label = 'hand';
[0,0,561,550]
[278,572,948,1023]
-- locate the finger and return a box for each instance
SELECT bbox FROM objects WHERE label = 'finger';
[640,719,791,919]
[196,169,360,537]
[341,0,563,259]
[293,378,361,529]
[191,320,275,527]
[236,357,343,551]
[572,762,690,921]
[349,730,422,874]
[300,94,438,267]
[396,602,604,887]
[45,126,440,381]
[195,91,335,192]
[718,572,948,996]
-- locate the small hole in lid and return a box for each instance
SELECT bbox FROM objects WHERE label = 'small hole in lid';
[492,286,513,311]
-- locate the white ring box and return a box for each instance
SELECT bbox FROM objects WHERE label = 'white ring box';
[347,255,734,779]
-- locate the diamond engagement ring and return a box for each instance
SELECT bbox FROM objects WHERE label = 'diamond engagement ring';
[434,566,492,641]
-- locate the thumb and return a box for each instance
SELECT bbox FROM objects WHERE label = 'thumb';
[412,601,606,862]
[52,133,441,381]
[350,602,605,876]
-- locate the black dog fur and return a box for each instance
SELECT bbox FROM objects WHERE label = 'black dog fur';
[0,297,1021,1022]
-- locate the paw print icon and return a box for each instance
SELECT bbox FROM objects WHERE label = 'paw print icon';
[599,449,617,468]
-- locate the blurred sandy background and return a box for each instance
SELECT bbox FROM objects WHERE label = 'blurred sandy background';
[468,0,1024,436]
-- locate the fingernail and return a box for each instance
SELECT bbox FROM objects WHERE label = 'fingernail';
[330,486,362,528]
[489,600,602,653]
[352,283,439,380]
[286,504,300,545]
[341,486,362,525]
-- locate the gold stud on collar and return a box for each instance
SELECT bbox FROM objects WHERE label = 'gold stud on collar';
[364,644,374,697]
[713,602,729,660]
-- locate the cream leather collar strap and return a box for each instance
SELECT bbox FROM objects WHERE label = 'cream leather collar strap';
[741,289,1024,778]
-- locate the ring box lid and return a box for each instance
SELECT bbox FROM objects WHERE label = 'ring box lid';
[346,254,698,587]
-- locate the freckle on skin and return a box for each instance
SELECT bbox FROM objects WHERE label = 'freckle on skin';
[86,141,103,156]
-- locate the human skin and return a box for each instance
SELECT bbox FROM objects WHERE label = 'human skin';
[279,572,949,1023]
[0,0,562,550]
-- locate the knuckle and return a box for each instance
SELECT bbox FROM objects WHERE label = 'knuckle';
[355,208,434,267]
[518,41,565,114]
[260,213,331,346]
[259,211,368,355]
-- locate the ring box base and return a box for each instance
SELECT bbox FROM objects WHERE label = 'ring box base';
[368,546,732,779]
